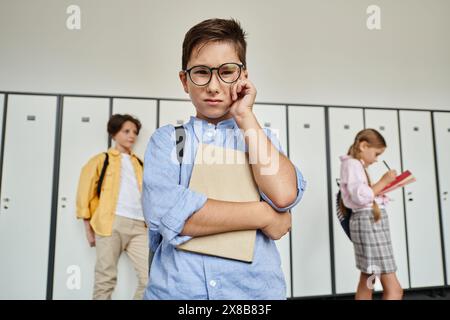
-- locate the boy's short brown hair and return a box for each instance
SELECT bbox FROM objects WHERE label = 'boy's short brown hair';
[182,18,247,70]
[107,114,141,137]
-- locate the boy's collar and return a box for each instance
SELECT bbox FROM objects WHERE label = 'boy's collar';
[189,116,238,143]
[188,116,237,129]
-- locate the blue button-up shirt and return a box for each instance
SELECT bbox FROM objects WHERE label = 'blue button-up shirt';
[142,115,306,300]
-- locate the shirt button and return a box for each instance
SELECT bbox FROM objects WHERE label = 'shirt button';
[209,280,217,287]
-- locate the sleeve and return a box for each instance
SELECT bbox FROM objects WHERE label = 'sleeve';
[142,125,208,251]
[257,127,307,212]
[75,155,101,220]
[342,159,374,206]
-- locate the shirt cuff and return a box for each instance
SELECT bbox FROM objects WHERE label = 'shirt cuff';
[76,207,91,220]
[159,191,208,246]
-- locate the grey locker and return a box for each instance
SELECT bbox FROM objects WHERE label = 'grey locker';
[53,97,110,299]
[364,109,410,289]
[399,110,444,288]
[328,107,364,294]
[288,106,332,297]
[112,98,157,159]
[432,112,450,285]
[253,104,291,298]
[0,94,57,299]
[53,97,140,300]
[159,101,196,127]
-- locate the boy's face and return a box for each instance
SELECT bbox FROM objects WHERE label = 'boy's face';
[179,41,248,123]
[112,121,138,150]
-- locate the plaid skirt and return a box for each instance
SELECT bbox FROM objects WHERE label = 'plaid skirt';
[350,208,397,274]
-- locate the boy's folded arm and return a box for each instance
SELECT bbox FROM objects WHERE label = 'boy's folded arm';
[143,126,285,246]
[180,199,270,237]
[251,127,306,212]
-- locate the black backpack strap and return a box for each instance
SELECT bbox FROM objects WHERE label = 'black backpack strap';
[175,125,186,185]
[175,125,186,166]
[97,152,109,198]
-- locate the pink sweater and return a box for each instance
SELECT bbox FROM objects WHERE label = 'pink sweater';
[339,155,389,210]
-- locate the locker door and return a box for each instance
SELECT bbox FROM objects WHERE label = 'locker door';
[399,111,444,288]
[159,101,196,127]
[364,109,410,289]
[328,107,364,294]
[53,97,110,299]
[0,94,57,299]
[112,99,157,159]
[288,106,332,297]
[433,112,450,284]
[253,104,291,297]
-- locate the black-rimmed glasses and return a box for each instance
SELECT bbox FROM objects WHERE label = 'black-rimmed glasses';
[183,63,245,86]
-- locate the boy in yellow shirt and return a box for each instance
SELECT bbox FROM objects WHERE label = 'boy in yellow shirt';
[76,114,149,299]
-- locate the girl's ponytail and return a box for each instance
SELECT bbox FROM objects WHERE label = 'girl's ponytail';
[363,168,381,222]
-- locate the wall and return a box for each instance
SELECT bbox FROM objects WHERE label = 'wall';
[0,0,449,109]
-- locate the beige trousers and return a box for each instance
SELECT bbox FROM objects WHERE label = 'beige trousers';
[93,215,149,300]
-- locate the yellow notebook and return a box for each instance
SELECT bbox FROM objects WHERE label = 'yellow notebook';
[176,143,260,262]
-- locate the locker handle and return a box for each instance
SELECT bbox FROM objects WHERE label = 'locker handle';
[3,198,9,202]
[408,198,413,202]
[61,197,67,201]
[3,206,8,210]
[443,191,448,195]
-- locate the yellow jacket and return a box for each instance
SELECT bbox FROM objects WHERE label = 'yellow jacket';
[76,148,143,236]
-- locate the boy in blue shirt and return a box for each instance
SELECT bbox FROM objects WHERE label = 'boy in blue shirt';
[142,18,306,299]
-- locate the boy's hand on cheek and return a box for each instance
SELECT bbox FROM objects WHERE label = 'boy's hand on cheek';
[229,79,257,121]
